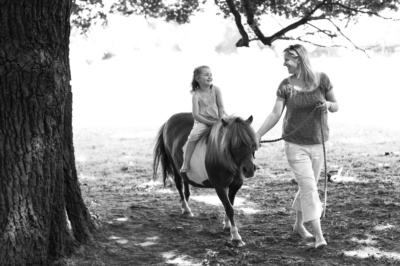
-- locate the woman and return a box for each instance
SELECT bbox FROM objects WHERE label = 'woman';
[256,44,338,249]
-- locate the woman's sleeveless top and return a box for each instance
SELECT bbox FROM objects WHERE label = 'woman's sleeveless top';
[196,86,219,122]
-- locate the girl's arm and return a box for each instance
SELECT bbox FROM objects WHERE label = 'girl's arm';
[256,97,286,140]
[214,86,227,118]
[192,94,217,126]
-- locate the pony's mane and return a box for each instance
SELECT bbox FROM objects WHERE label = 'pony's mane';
[207,116,257,173]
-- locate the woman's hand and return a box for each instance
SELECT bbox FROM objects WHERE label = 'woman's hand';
[315,101,331,112]
[256,133,262,148]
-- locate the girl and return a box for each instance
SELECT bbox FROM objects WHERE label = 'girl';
[256,44,339,249]
[180,66,226,173]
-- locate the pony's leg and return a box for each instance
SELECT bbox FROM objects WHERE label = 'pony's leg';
[173,170,193,216]
[184,181,191,202]
[228,181,244,245]
[223,214,231,231]
[182,181,193,216]
[214,186,245,247]
[223,180,243,231]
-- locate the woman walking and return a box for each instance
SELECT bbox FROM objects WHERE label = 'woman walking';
[256,44,339,249]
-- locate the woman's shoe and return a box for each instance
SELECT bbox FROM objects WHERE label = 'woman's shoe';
[315,240,327,249]
[293,224,313,239]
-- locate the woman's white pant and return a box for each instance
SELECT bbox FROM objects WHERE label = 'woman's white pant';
[284,141,325,223]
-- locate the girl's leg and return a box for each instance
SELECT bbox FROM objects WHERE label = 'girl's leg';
[180,141,196,173]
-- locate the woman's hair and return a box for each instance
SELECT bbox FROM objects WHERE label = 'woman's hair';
[191,65,210,93]
[283,44,319,89]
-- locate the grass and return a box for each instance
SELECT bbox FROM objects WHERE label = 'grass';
[58,121,400,265]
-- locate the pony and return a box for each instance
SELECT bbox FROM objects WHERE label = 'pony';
[153,112,258,247]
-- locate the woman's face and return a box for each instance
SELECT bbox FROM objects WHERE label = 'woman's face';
[196,67,213,87]
[283,52,300,75]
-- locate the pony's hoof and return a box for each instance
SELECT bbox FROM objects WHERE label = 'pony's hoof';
[232,239,246,247]
[182,211,194,217]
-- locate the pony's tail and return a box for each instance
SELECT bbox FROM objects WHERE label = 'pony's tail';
[153,123,174,187]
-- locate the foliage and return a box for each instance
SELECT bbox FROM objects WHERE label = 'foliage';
[71,0,399,49]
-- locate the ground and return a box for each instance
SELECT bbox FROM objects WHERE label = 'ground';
[60,123,400,266]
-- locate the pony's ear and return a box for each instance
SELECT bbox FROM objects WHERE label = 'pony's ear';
[221,118,228,127]
[246,115,253,124]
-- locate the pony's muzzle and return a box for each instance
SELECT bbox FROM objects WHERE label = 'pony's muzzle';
[242,164,255,178]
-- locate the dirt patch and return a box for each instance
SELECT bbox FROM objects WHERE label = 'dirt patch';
[61,125,400,266]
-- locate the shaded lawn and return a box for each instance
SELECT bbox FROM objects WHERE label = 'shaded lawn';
[60,123,400,266]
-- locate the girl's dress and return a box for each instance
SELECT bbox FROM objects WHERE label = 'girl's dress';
[187,86,219,141]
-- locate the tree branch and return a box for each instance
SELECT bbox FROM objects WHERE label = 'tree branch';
[334,1,399,20]
[240,1,330,46]
[264,2,328,45]
[223,0,249,47]
[306,22,337,38]
[241,0,268,44]
[277,36,341,48]
[326,18,370,56]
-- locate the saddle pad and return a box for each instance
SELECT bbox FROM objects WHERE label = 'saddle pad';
[182,139,209,185]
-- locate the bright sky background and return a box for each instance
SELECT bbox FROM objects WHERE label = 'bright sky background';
[69,6,400,131]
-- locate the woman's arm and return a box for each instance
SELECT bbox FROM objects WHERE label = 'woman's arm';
[316,73,338,113]
[214,86,227,118]
[192,94,217,126]
[256,97,286,139]
[316,89,338,113]
[326,89,339,113]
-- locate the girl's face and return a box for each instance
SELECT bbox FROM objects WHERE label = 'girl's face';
[196,67,213,87]
[283,52,300,75]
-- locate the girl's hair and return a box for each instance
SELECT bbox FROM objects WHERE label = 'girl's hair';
[283,44,319,89]
[191,65,210,93]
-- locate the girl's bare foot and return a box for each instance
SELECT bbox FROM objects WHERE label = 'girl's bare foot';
[180,166,189,173]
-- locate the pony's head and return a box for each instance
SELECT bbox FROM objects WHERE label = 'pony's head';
[208,115,259,178]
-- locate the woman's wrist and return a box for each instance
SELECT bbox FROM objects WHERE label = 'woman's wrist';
[328,101,336,112]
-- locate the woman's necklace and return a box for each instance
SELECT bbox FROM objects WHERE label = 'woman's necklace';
[290,75,306,91]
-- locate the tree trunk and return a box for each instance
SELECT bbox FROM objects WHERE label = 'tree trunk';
[0,0,95,264]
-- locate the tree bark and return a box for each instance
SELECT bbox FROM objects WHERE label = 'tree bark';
[0,0,94,264]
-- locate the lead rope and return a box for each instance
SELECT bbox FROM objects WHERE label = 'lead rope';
[259,104,328,219]
[320,108,328,218]
[260,107,318,144]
